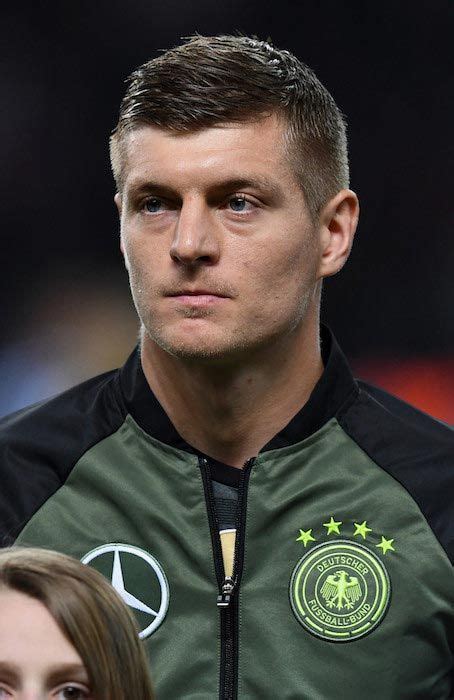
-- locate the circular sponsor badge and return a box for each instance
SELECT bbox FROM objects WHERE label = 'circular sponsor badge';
[81,543,169,639]
[290,540,391,642]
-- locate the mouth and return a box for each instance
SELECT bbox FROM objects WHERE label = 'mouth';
[166,288,228,296]
[165,289,229,307]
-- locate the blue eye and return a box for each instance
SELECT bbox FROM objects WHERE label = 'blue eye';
[144,197,163,213]
[229,196,248,212]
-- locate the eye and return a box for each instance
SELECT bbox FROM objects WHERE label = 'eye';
[144,197,164,214]
[226,194,257,214]
[227,195,254,213]
[54,685,91,699]
[0,688,13,698]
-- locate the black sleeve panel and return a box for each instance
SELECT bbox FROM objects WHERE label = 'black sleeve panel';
[339,381,454,564]
[0,369,126,546]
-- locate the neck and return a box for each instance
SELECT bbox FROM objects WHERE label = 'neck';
[141,311,323,468]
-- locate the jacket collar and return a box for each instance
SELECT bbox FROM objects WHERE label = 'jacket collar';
[119,325,358,454]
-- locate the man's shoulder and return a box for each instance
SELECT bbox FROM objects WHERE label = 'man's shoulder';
[0,367,128,545]
[344,379,452,445]
[0,367,127,480]
[339,379,453,560]
[0,367,125,445]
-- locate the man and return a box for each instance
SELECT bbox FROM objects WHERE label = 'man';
[0,35,453,699]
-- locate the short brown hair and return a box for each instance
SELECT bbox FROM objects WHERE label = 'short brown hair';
[110,34,349,218]
[0,548,154,700]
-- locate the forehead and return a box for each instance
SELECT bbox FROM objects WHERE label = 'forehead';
[121,114,296,191]
[0,589,82,663]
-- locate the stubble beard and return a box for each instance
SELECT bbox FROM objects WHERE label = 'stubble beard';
[136,289,315,367]
[129,256,319,365]
[141,314,252,364]
[135,295,250,363]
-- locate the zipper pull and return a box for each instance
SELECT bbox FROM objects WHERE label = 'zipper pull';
[217,576,235,608]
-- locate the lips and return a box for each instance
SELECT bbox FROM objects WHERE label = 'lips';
[164,288,230,308]
[166,289,229,298]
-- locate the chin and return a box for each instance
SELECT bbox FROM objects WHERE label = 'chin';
[143,324,238,362]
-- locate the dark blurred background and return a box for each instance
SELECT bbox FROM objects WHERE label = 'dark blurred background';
[1,1,452,420]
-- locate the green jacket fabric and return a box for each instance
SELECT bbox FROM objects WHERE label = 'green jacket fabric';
[1,328,453,699]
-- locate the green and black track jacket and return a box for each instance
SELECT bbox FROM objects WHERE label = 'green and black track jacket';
[0,327,453,699]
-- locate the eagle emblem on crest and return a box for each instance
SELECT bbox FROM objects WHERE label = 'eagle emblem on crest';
[320,570,362,610]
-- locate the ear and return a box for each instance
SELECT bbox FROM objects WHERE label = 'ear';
[316,189,359,279]
[114,193,129,268]
[114,192,122,217]
[120,238,127,266]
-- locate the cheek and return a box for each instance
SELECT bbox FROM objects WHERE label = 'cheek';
[123,236,157,284]
[241,242,319,323]
[244,241,315,291]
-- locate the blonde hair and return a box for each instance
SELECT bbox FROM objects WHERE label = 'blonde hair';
[0,547,154,700]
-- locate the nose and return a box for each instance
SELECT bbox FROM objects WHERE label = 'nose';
[170,198,220,266]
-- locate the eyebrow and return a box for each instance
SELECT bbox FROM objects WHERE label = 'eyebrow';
[0,661,89,687]
[0,661,19,682]
[126,175,283,200]
[46,663,90,686]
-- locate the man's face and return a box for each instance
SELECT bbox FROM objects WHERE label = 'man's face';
[117,115,325,363]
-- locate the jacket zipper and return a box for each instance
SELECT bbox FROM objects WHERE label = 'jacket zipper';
[199,456,254,700]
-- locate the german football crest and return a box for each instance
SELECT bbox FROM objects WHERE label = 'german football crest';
[290,540,390,642]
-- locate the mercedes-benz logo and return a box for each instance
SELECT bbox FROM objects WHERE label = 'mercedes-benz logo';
[81,543,169,638]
